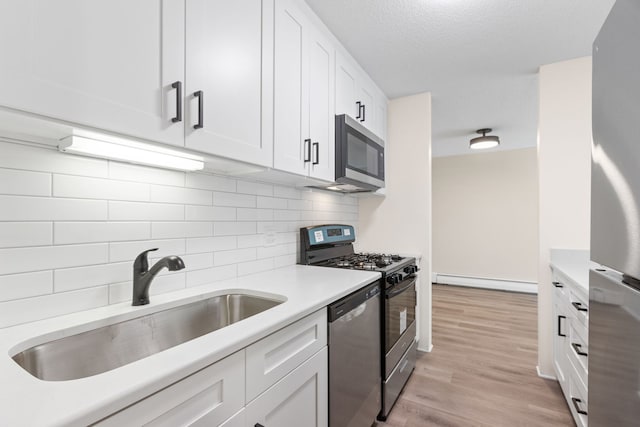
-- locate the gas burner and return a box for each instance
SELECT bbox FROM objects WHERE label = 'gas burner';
[336,259,352,268]
[354,261,377,271]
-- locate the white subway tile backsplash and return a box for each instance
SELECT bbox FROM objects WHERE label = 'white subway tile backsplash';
[186,265,237,288]
[273,185,301,199]
[186,236,236,254]
[0,244,108,275]
[213,192,256,208]
[256,196,288,209]
[0,141,358,328]
[237,208,274,221]
[214,248,256,266]
[109,239,185,262]
[108,162,185,186]
[238,258,275,277]
[0,141,108,177]
[237,234,264,249]
[54,262,130,293]
[0,286,109,328]
[186,173,236,192]
[236,181,273,196]
[109,201,184,221]
[150,185,212,206]
[181,253,214,271]
[214,221,256,236]
[151,222,212,239]
[185,205,236,221]
[0,222,52,248]
[53,174,150,201]
[55,222,151,245]
[0,196,107,221]
[0,168,51,196]
[0,271,53,302]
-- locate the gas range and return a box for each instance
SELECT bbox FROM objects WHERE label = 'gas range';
[299,224,418,420]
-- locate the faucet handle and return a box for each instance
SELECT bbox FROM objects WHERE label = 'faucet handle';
[133,248,159,273]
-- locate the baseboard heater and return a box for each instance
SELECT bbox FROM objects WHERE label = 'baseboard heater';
[432,273,538,294]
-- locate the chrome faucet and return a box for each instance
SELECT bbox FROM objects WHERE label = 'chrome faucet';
[132,248,185,306]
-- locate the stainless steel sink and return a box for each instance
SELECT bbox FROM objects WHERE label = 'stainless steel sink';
[12,293,284,381]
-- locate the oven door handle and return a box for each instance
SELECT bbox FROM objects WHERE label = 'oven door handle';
[386,278,416,299]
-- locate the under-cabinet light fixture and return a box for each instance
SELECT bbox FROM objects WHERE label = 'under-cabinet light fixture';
[469,128,500,150]
[59,135,205,171]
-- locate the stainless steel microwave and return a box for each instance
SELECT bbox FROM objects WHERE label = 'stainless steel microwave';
[334,114,385,192]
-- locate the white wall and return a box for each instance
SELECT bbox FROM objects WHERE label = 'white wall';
[537,57,592,376]
[432,148,538,285]
[0,140,359,328]
[358,92,432,352]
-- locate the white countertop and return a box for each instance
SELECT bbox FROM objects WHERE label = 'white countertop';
[549,249,593,295]
[0,265,380,427]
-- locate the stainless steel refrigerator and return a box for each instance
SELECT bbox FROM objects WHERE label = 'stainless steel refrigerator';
[590,0,640,425]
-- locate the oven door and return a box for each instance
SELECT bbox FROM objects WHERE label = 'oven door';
[384,276,416,374]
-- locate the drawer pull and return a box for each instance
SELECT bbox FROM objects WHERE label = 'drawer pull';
[552,281,563,288]
[571,397,588,415]
[557,315,566,337]
[572,342,588,357]
[572,301,588,312]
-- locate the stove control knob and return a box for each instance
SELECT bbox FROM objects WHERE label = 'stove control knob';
[397,273,404,282]
[386,274,398,285]
[404,265,419,274]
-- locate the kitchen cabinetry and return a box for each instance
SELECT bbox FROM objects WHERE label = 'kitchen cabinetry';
[273,0,335,182]
[96,309,327,427]
[335,52,387,140]
[95,350,245,426]
[0,0,185,147]
[184,0,273,166]
[245,347,328,427]
[550,266,589,427]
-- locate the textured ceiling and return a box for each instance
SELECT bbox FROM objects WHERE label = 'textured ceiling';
[305,0,615,157]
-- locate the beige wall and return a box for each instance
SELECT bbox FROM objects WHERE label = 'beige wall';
[432,148,538,283]
[537,57,592,376]
[358,92,432,352]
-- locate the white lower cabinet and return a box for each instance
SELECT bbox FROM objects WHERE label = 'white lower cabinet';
[551,268,589,427]
[95,309,328,427]
[245,347,328,427]
[95,351,245,427]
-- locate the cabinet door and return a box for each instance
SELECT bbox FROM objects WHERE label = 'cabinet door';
[96,351,245,427]
[245,347,328,427]
[335,53,359,120]
[358,82,375,129]
[308,27,335,182]
[185,0,272,166]
[0,0,184,147]
[273,0,310,176]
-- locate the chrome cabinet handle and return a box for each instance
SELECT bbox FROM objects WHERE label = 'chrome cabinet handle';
[304,138,311,163]
[312,142,319,165]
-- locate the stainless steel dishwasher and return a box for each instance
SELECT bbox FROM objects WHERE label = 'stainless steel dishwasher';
[328,280,381,427]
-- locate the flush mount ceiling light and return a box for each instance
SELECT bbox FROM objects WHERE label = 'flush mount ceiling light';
[59,135,205,171]
[469,128,500,150]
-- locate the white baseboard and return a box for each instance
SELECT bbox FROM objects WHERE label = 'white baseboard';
[433,273,538,294]
[536,366,557,380]
[417,343,433,353]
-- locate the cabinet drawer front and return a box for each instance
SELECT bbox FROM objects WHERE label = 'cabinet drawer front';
[245,346,328,427]
[570,289,589,328]
[96,351,245,427]
[246,309,327,402]
[568,322,589,388]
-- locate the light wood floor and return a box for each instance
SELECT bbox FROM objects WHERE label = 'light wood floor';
[377,284,574,427]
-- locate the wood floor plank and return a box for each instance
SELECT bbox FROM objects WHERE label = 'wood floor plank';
[375,284,574,427]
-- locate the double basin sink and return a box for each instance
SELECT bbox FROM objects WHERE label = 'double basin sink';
[12,293,284,381]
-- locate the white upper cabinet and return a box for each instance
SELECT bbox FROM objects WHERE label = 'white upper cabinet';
[0,0,185,147]
[185,0,273,166]
[273,0,335,182]
[335,52,387,140]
